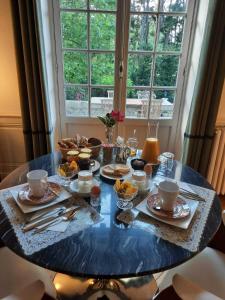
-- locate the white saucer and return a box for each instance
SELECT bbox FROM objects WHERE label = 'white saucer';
[146,193,190,219]
[70,178,99,197]
[18,182,61,206]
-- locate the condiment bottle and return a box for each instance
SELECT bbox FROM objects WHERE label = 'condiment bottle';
[77,171,93,193]
[90,185,101,207]
[144,163,153,191]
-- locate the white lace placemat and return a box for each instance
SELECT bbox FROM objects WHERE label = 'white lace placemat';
[118,182,216,252]
[0,177,102,256]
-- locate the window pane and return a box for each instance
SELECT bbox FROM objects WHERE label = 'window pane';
[159,0,188,12]
[153,90,175,118]
[60,0,87,9]
[129,14,156,51]
[90,13,116,50]
[90,0,116,10]
[126,90,167,119]
[154,55,179,86]
[61,12,87,49]
[127,54,152,86]
[130,0,158,12]
[157,15,185,51]
[91,53,115,85]
[91,88,113,117]
[64,52,88,84]
[65,86,88,117]
[126,89,150,119]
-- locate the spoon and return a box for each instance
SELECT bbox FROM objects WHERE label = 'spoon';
[33,210,77,234]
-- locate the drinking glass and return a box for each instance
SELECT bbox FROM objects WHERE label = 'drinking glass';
[159,152,175,172]
[127,129,138,157]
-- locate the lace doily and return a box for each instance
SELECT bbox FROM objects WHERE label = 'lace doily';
[118,183,216,252]
[0,177,102,256]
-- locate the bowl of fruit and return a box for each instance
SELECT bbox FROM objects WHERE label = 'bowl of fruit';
[114,179,138,210]
[57,161,78,186]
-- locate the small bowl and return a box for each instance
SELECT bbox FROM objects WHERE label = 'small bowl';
[113,186,138,210]
[131,159,147,171]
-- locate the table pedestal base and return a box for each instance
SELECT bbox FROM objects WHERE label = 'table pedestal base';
[54,273,158,300]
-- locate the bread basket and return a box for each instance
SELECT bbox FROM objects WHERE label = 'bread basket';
[58,137,102,160]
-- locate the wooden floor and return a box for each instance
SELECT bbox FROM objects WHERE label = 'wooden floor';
[219,195,225,210]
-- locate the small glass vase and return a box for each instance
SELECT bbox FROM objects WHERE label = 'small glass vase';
[105,126,114,144]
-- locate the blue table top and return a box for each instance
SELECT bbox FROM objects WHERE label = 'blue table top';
[0,152,221,279]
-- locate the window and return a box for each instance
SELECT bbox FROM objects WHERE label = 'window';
[54,0,192,121]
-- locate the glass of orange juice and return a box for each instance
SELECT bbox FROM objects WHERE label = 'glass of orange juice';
[141,121,160,163]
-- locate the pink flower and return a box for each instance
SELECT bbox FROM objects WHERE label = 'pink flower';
[111,110,125,122]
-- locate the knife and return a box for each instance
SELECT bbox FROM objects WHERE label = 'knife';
[26,206,65,224]
[23,207,80,232]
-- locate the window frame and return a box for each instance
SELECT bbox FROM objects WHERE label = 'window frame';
[51,0,196,139]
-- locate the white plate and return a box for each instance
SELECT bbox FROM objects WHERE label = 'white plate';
[100,164,132,181]
[70,178,99,197]
[136,193,199,229]
[10,178,72,214]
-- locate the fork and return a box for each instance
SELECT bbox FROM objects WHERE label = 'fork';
[179,189,205,201]
[33,210,77,234]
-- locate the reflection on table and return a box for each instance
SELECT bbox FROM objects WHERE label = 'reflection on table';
[0,152,221,299]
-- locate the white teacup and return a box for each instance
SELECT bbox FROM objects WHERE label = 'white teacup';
[27,170,48,198]
[158,180,179,211]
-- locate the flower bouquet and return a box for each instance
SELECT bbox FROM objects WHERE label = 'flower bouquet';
[97,110,124,143]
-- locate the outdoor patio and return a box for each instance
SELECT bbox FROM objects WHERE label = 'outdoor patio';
[65,97,174,119]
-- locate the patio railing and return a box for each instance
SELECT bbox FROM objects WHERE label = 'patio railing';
[65,97,173,119]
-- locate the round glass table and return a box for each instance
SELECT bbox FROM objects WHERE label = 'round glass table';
[0,152,221,298]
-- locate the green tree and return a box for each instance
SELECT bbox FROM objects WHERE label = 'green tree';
[61,0,186,102]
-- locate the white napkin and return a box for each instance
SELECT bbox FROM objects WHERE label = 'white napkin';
[36,218,69,232]
[35,206,83,233]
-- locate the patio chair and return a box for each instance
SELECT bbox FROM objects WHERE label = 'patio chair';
[137,99,163,119]
[153,210,225,299]
[2,280,45,300]
[154,274,222,300]
[101,98,113,114]
[0,247,56,299]
[107,90,114,98]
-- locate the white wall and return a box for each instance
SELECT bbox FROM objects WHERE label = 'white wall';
[0,0,21,116]
[0,0,26,179]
